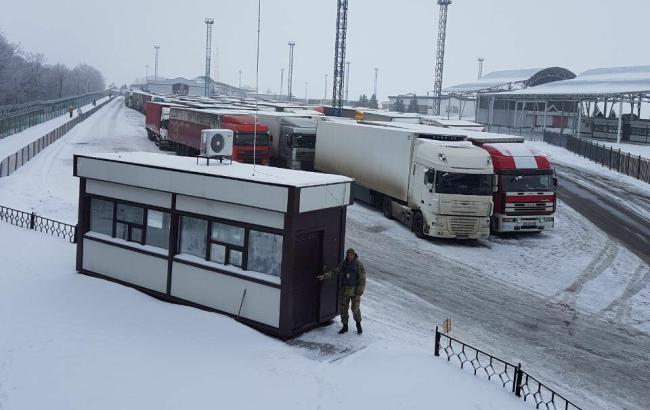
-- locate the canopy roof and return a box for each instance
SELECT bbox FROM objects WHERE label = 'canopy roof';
[484,65,650,99]
[444,67,575,94]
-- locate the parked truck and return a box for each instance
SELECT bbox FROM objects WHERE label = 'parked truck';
[144,101,186,150]
[256,112,321,170]
[315,120,495,239]
[467,134,557,233]
[168,107,272,164]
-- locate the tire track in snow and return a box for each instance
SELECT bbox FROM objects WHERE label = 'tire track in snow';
[553,240,619,315]
[600,263,650,323]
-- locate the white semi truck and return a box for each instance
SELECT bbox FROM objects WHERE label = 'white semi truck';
[315,120,495,239]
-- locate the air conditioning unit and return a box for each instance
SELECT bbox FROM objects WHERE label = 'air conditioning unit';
[201,129,234,157]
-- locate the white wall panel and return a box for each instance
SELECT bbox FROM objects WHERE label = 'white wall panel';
[176,195,284,229]
[82,239,168,293]
[299,183,350,213]
[77,157,288,212]
[86,179,171,208]
[171,261,281,328]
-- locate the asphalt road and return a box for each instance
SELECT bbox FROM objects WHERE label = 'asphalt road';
[555,163,650,265]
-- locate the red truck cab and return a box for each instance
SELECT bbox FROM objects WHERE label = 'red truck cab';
[470,135,557,233]
[168,108,272,164]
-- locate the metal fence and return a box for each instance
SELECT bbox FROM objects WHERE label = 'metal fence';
[434,327,582,410]
[485,125,545,142]
[0,205,77,243]
[0,97,113,177]
[543,131,650,184]
[0,91,108,139]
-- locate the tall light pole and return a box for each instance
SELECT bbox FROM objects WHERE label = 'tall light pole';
[287,41,295,101]
[204,17,214,97]
[433,0,452,115]
[323,74,328,104]
[154,45,160,80]
[373,67,378,98]
[345,60,351,103]
[238,70,243,89]
[280,68,285,98]
[477,57,484,80]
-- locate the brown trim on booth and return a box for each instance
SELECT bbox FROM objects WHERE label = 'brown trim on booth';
[75,178,87,272]
[166,193,178,295]
[278,186,298,338]
[78,267,283,338]
[84,234,168,259]
[74,154,351,190]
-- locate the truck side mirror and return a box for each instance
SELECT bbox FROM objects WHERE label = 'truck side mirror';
[553,177,558,187]
[493,174,499,193]
[425,169,435,185]
[286,134,292,146]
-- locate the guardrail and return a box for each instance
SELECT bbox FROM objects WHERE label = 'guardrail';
[0,205,77,243]
[434,327,582,410]
[543,131,650,184]
[0,97,113,177]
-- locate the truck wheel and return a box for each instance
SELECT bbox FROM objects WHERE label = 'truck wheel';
[413,211,425,238]
[382,196,393,219]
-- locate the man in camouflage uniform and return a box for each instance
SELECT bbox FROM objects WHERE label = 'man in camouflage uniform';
[318,248,366,334]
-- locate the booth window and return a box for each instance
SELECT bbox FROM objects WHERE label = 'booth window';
[115,203,145,243]
[179,216,207,258]
[146,210,171,250]
[89,198,113,235]
[209,222,245,267]
[248,230,283,277]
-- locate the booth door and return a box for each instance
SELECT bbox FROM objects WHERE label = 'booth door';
[292,231,323,331]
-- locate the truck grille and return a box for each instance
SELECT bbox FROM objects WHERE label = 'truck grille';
[505,202,553,215]
[448,217,478,237]
[295,151,315,161]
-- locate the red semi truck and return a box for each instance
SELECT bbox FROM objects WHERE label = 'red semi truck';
[168,107,272,164]
[468,134,557,233]
[144,101,186,150]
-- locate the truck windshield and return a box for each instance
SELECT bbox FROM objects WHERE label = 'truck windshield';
[502,174,553,192]
[235,133,271,146]
[292,134,316,148]
[435,172,493,196]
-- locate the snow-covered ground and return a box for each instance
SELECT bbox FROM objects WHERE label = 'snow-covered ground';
[0,96,110,159]
[0,98,526,409]
[1,97,648,408]
[0,223,522,410]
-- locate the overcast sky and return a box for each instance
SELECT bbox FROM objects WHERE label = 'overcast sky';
[2,0,649,100]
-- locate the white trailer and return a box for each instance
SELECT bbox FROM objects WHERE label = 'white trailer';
[315,120,495,239]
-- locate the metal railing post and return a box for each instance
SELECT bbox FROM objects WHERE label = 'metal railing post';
[29,212,36,230]
[514,363,523,397]
[434,326,441,357]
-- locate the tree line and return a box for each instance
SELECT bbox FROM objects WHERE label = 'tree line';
[0,31,105,106]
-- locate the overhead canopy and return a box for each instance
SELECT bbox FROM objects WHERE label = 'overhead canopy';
[485,65,650,100]
[444,67,575,94]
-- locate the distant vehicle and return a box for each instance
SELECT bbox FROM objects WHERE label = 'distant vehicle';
[144,101,186,150]
[467,134,557,233]
[315,120,495,239]
[168,107,271,164]
[256,112,320,170]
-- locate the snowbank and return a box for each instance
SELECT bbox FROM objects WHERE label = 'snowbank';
[0,223,522,410]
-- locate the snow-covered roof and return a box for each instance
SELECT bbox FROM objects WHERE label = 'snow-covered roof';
[487,65,650,98]
[445,67,576,93]
[79,152,352,188]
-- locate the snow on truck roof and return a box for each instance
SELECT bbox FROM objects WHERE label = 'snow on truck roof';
[80,152,353,188]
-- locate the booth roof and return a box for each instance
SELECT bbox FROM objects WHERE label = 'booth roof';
[85,152,353,188]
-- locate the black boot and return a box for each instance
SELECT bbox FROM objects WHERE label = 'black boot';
[356,321,363,335]
[338,323,348,334]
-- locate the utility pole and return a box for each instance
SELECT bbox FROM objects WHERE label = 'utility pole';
[238,70,243,89]
[154,45,160,80]
[345,60,351,103]
[432,0,452,115]
[204,17,214,97]
[477,57,484,80]
[331,0,349,115]
[287,41,295,100]
[373,67,378,98]
[323,74,328,104]
[280,68,284,99]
